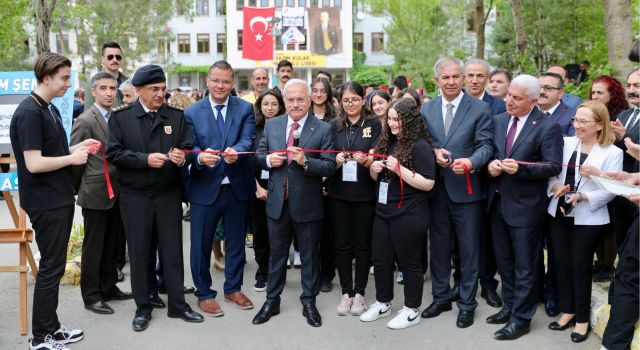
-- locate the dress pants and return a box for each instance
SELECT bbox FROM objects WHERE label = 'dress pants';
[490,195,542,325]
[603,216,639,350]
[548,214,603,322]
[452,217,500,293]
[80,202,121,304]
[119,191,188,316]
[319,196,336,284]
[28,205,74,343]
[372,201,429,309]
[251,196,270,284]
[190,186,248,299]
[612,196,638,248]
[538,216,558,303]
[429,186,481,311]
[329,198,374,297]
[266,202,321,305]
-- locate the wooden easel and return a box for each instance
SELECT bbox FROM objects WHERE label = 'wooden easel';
[0,155,38,335]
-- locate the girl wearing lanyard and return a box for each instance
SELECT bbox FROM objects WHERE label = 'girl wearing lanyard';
[546,101,622,343]
[251,89,285,291]
[329,81,381,316]
[360,97,435,330]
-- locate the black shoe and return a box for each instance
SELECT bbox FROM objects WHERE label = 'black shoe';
[132,313,151,332]
[544,299,559,317]
[494,321,530,340]
[149,295,166,309]
[421,301,452,318]
[451,285,460,302]
[84,301,114,315]
[117,268,125,282]
[168,309,204,323]
[302,303,322,327]
[456,310,474,328]
[252,301,280,325]
[549,316,575,331]
[320,281,332,293]
[486,307,511,324]
[593,267,614,282]
[570,325,591,343]
[103,288,133,301]
[183,286,195,294]
[480,289,503,308]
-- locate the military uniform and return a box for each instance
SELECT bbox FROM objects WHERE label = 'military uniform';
[106,97,193,317]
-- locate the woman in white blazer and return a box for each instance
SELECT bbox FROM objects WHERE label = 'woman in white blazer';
[546,101,623,343]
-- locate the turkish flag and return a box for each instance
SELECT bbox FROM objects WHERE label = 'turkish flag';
[243,7,275,61]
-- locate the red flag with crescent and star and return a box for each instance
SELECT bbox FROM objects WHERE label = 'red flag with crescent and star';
[242,7,275,61]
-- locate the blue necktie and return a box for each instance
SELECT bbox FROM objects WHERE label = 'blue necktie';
[215,104,225,140]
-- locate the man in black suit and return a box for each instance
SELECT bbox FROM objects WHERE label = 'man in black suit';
[313,11,339,55]
[421,57,494,328]
[486,74,563,340]
[253,79,336,327]
[464,58,506,116]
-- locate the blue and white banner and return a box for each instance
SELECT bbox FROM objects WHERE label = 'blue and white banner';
[0,172,19,191]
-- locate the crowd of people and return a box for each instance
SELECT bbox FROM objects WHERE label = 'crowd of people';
[8,40,640,350]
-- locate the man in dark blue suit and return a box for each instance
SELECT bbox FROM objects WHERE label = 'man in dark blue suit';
[421,58,494,329]
[184,61,256,317]
[252,79,336,327]
[464,58,506,117]
[538,72,576,136]
[547,65,582,109]
[486,75,563,340]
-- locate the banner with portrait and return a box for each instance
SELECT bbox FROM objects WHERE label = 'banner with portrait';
[308,7,342,56]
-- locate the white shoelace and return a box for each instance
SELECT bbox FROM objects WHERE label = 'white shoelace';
[42,335,66,350]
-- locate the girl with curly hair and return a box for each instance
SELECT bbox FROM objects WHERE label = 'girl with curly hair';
[359,97,435,330]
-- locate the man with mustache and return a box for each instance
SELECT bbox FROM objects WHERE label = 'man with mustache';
[274,60,294,95]
[85,42,129,109]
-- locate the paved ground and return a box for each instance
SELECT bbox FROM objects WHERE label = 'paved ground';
[0,193,601,350]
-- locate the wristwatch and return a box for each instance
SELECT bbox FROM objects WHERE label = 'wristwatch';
[303,159,309,170]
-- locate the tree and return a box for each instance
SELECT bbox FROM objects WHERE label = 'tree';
[509,0,526,56]
[34,0,58,54]
[604,0,634,79]
[0,0,30,69]
[474,0,494,59]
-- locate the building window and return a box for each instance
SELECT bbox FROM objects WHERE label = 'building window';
[237,30,243,51]
[310,0,318,7]
[197,34,210,54]
[217,33,226,53]
[353,32,363,51]
[55,33,69,54]
[260,0,269,6]
[196,0,209,16]
[157,39,170,54]
[371,32,384,52]
[236,0,243,11]
[215,0,225,15]
[334,0,341,6]
[286,0,294,6]
[178,34,191,54]
[322,0,330,6]
[299,0,306,6]
[275,0,282,6]
[248,0,257,6]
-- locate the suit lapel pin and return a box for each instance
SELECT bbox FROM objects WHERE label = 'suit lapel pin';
[532,121,537,125]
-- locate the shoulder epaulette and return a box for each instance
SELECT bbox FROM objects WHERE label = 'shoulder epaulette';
[167,104,184,111]
[112,103,134,113]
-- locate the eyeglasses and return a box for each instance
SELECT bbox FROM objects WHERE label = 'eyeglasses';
[209,79,233,86]
[342,98,362,106]
[106,54,122,61]
[571,117,597,126]
[541,85,561,91]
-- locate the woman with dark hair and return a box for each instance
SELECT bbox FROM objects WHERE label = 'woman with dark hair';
[368,89,391,123]
[589,75,629,120]
[359,98,435,330]
[402,88,423,109]
[310,77,336,123]
[329,81,381,316]
[251,89,285,291]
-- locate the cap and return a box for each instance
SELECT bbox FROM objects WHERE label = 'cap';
[131,65,166,86]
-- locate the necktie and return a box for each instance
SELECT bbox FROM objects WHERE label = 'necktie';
[625,108,640,129]
[105,112,110,121]
[544,112,551,118]
[444,103,454,136]
[148,111,157,123]
[323,27,332,51]
[505,117,519,157]
[215,105,225,139]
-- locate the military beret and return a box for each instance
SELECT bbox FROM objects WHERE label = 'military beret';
[131,65,166,86]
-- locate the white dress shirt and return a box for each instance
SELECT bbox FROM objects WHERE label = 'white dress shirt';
[441,91,464,125]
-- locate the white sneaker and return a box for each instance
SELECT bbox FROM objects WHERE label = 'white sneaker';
[369,266,374,275]
[29,335,69,350]
[387,306,421,330]
[359,301,391,322]
[396,272,404,284]
[336,294,353,316]
[350,293,367,316]
[53,324,83,344]
[293,251,301,268]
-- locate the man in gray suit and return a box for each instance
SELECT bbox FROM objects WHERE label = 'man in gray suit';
[252,79,336,327]
[71,72,132,315]
[421,57,494,329]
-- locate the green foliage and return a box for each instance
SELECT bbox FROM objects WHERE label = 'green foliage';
[565,64,613,100]
[0,0,30,70]
[351,66,388,86]
[167,65,211,74]
[67,224,84,260]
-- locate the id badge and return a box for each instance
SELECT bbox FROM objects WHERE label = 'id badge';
[260,170,270,180]
[342,160,358,182]
[378,181,389,205]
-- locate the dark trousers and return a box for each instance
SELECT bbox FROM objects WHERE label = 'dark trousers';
[548,214,603,322]
[116,229,127,270]
[329,198,374,297]
[266,202,321,305]
[372,201,429,309]
[319,196,335,283]
[251,197,270,283]
[429,187,481,311]
[538,217,558,303]
[491,197,542,324]
[603,216,639,350]
[452,217,499,292]
[120,191,188,316]
[28,205,74,343]
[80,203,121,304]
[612,196,638,248]
[190,187,248,299]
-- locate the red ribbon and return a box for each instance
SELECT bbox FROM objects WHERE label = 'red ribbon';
[101,144,115,200]
[452,161,473,195]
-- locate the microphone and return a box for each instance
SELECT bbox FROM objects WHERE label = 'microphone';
[293,129,301,147]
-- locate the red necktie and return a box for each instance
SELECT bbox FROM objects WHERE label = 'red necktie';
[284,122,300,200]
